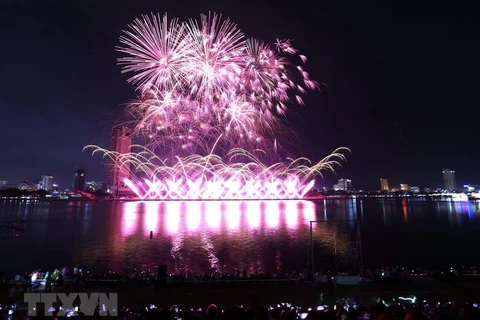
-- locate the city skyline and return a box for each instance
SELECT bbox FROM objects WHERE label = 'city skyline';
[1,1,479,190]
[0,167,471,193]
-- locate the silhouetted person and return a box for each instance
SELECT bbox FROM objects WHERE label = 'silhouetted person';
[45,272,52,292]
[206,304,218,320]
[327,271,334,289]
[57,272,64,286]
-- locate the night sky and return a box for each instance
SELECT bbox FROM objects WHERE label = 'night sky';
[1,0,478,190]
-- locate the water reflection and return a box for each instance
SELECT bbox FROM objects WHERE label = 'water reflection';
[402,198,408,223]
[376,199,480,228]
[246,204,260,229]
[360,200,364,219]
[265,201,279,228]
[2,198,480,276]
[224,202,240,231]
[115,200,319,273]
[165,202,180,233]
[121,200,316,236]
[144,201,160,235]
[122,202,138,237]
[111,199,480,274]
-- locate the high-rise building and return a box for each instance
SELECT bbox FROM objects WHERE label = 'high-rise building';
[333,178,352,191]
[109,126,132,194]
[35,179,43,190]
[443,169,456,191]
[400,184,409,191]
[380,178,389,191]
[72,168,86,191]
[41,174,54,191]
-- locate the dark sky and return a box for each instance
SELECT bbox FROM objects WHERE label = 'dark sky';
[0,0,478,190]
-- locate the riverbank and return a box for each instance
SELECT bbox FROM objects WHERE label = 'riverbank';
[2,194,479,202]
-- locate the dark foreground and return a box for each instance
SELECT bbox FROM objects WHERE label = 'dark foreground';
[116,280,480,307]
[3,279,480,308]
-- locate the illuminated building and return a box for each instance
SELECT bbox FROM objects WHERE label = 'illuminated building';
[0,180,7,190]
[86,181,106,192]
[442,169,456,191]
[333,178,352,191]
[72,168,86,191]
[463,184,478,192]
[410,186,420,193]
[109,126,132,195]
[18,182,36,192]
[380,178,389,191]
[34,178,42,190]
[400,184,409,191]
[41,174,54,191]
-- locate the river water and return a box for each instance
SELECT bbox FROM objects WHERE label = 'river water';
[1,198,479,276]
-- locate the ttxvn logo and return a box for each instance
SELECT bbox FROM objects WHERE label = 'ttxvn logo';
[24,293,118,316]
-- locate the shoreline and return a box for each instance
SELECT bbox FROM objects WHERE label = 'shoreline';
[1,195,479,202]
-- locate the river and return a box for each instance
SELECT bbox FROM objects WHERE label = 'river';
[1,198,479,276]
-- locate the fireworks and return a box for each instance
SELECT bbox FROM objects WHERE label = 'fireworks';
[117,12,320,156]
[84,145,348,200]
[86,12,349,200]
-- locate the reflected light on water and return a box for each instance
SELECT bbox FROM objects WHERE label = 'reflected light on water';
[165,202,181,233]
[122,202,138,237]
[402,199,408,223]
[454,201,463,214]
[382,200,387,226]
[120,200,315,236]
[302,201,316,225]
[265,201,280,228]
[185,201,202,232]
[144,201,160,235]
[447,200,453,215]
[223,202,240,231]
[349,199,357,228]
[246,202,261,229]
[204,202,221,229]
[5,198,480,277]
[283,201,299,229]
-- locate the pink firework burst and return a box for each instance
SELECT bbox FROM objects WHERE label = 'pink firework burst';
[86,12,348,200]
[117,13,318,157]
